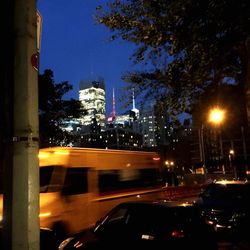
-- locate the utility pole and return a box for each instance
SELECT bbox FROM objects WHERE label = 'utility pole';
[198,124,206,176]
[2,1,40,250]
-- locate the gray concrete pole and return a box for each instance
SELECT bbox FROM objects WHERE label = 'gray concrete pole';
[3,0,40,250]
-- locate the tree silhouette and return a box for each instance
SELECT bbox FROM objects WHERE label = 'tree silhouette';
[38,69,85,147]
[96,0,250,121]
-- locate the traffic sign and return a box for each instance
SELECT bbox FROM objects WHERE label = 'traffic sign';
[31,52,39,71]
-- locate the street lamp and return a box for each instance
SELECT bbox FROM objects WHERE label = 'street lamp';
[198,124,206,173]
[208,107,225,125]
[229,149,237,179]
[208,107,226,173]
[197,107,225,177]
[165,160,174,168]
[164,160,175,187]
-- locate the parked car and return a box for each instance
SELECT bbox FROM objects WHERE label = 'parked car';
[59,200,218,250]
[194,180,250,243]
[0,227,58,250]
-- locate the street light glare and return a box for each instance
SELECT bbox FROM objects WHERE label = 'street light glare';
[208,107,225,125]
[229,149,235,155]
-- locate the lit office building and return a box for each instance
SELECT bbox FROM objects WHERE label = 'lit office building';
[79,78,106,129]
[132,103,160,148]
[139,107,158,148]
[102,127,143,150]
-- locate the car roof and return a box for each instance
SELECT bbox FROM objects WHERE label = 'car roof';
[116,200,194,209]
[214,179,250,185]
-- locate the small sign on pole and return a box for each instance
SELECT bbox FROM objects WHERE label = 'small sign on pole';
[31,52,39,71]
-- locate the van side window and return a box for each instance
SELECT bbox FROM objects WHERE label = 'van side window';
[98,168,161,193]
[63,168,88,195]
[40,166,64,193]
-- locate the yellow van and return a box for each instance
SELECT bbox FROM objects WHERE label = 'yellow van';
[1,147,163,239]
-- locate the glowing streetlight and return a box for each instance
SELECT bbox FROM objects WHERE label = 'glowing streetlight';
[165,160,174,166]
[208,107,225,125]
[229,149,237,179]
[199,107,225,177]
[208,107,226,174]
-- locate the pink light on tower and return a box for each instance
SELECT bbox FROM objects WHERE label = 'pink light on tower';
[107,87,117,123]
[112,87,117,119]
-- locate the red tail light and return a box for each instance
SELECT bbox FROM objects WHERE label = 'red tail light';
[153,157,160,161]
[171,230,185,238]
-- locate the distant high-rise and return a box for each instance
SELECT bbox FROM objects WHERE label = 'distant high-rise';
[79,78,106,128]
[107,87,117,123]
[138,105,158,148]
[131,88,139,119]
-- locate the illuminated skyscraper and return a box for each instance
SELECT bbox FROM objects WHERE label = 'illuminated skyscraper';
[79,78,106,128]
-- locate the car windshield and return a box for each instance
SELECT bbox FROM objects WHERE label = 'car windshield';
[96,204,201,237]
[202,183,250,201]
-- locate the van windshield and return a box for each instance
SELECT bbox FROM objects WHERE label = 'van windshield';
[0,166,64,194]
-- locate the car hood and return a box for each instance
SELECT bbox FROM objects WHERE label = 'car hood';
[195,197,250,212]
[60,228,98,250]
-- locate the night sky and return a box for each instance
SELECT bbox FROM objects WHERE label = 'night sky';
[37,0,139,116]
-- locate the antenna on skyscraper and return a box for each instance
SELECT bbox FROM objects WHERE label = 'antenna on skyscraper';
[131,88,139,117]
[107,87,117,123]
[132,88,136,110]
[112,87,116,119]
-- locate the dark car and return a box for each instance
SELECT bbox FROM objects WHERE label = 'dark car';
[194,180,250,243]
[59,200,217,250]
[0,227,58,250]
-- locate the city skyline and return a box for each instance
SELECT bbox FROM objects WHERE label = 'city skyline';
[37,0,141,117]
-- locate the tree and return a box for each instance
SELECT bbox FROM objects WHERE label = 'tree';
[38,69,84,147]
[96,0,250,121]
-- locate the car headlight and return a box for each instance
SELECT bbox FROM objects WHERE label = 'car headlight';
[58,237,74,250]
